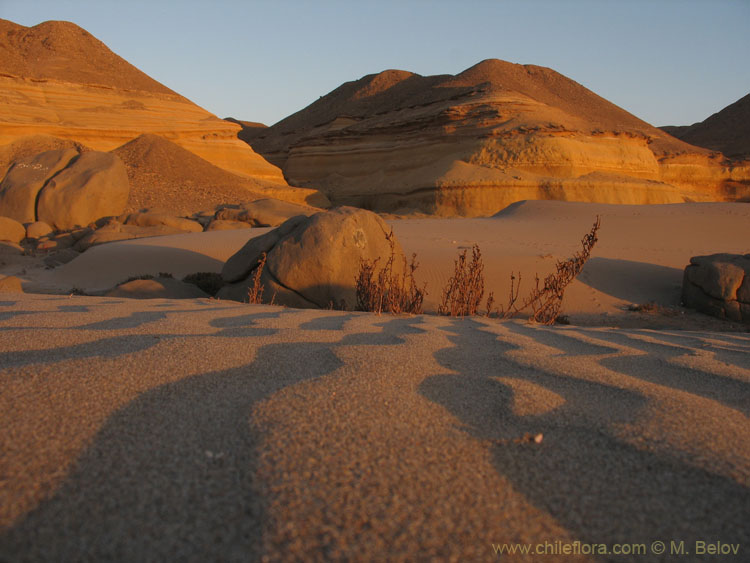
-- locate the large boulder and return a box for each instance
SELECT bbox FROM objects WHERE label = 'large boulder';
[0,148,78,223]
[682,253,750,322]
[37,151,129,230]
[0,216,26,243]
[218,207,402,309]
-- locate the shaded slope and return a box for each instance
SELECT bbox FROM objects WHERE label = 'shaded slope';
[111,134,269,214]
[661,93,750,159]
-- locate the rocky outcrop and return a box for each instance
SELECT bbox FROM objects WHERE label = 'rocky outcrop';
[122,210,203,233]
[36,151,129,230]
[214,198,320,227]
[218,207,402,308]
[682,253,750,323]
[248,60,750,215]
[0,19,324,207]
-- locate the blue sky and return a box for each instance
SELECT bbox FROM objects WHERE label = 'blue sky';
[2,0,749,127]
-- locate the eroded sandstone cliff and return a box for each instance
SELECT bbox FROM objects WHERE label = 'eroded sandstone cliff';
[248,60,749,215]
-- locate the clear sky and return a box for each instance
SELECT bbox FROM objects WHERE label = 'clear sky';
[2,0,749,127]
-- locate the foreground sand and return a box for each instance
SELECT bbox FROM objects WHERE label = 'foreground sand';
[1,201,749,559]
[0,293,748,561]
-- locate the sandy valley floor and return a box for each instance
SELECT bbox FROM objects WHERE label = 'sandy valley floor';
[1,201,749,560]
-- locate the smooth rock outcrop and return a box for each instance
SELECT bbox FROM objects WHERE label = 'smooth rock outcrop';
[682,253,750,322]
[0,216,26,243]
[37,151,129,230]
[0,148,78,223]
[219,207,402,308]
[104,276,209,299]
[248,60,750,215]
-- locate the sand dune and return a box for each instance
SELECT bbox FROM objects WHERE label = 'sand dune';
[0,293,747,560]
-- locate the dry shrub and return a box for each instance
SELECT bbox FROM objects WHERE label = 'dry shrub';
[504,216,601,325]
[247,252,267,304]
[355,230,426,314]
[438,244,486,317]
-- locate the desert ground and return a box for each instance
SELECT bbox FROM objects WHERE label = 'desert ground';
[2,16,749,562]
[1,201,749,561]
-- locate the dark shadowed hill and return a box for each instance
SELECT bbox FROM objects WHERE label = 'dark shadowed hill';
[661,93,750,159]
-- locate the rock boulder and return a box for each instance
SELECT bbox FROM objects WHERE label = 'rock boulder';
[682,253,750,323]
[37,151,129,230]
[0,148,78,223]
[218,207,402,308]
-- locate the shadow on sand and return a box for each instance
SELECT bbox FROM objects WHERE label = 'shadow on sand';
[419,318,750,548]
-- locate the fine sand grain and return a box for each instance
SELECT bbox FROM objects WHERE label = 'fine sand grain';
[0,294,748,561]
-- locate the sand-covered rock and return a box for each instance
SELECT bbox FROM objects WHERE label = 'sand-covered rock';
[248,60,749,215]
[0,274,22,292]
[236,198,320,227]
[219,207,401,308]
[0,148,78,223]
[205,219,254,232]
[123,210,203,233]
[104,276,209,299]
[215,199,319,227]
[0,216,26,243]
[682,253,750,322]
[36,151,129,230]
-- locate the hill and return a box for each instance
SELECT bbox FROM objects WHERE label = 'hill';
[0,19,324,207]
[247,59,748,215]
[660,93,750,159]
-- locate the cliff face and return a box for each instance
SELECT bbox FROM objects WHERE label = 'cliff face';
[0,19,323,205]
[249,60,750,215]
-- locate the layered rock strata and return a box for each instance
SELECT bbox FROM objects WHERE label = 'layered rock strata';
[248,60,750,215]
